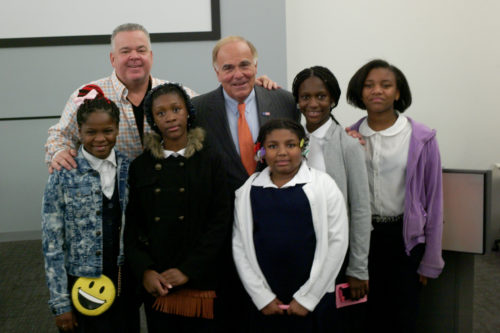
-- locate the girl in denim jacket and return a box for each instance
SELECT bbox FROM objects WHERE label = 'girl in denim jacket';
[42,85,138,332]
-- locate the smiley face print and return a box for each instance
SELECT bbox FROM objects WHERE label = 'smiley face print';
[71,275,115,316]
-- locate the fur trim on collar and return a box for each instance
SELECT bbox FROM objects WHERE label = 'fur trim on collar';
[144,127,205,159]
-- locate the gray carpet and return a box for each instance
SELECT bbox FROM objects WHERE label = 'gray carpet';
[0,240,499,332]
[0,240,55,332]
[0,240,147,332]
[473,250,500,332]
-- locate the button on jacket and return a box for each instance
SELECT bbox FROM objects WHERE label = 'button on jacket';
[125,128,231,290]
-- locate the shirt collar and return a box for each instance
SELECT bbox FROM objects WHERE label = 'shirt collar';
[111,70,127,100]
[252,162,311,188]
[111,70,152,102]
[306,118,333,139]
[163,148,186,158]
[359,114,408,137]
[223,88,256,114]
[82,147,117,170]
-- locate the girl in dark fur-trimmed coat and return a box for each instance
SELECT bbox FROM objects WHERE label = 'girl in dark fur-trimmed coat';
[125,83,231,333]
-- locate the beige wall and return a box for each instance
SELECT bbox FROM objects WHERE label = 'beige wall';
[286,0,500,169]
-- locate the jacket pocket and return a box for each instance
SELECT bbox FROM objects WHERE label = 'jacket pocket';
[415,204,428,233]
[64,185,95,261]
[420,204,428,224]
[65,185,93,219]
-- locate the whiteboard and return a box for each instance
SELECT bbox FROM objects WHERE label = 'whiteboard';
[442,170,490,254]
[0,0,219,47]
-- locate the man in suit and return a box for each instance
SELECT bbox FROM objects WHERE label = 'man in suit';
[192,36,299,332]
[193,36,300,192]
[46,25,276,174]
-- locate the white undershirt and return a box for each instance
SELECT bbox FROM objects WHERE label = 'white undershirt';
[359,115,411,216]
[305,118,333,172]
[82,148,117,199]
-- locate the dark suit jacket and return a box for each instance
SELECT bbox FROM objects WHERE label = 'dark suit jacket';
[193,85,299,192]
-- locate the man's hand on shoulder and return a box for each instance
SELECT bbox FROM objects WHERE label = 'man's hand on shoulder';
[49,149,78,174]
[255,75,281,90]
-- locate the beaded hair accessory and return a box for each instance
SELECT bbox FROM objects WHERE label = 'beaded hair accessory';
[300,137,310,158]
[254,142,265,162]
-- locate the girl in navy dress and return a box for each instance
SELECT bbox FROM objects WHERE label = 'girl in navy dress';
[232,118,348,333]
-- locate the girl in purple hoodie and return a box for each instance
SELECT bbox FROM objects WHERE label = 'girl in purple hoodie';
[346,59,444,333]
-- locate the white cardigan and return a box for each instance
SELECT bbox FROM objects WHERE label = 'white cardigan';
[232,164,348,311]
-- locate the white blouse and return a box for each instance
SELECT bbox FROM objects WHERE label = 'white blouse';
[305,118,333,172]
[359,115,412,216]
[82,148,117,199]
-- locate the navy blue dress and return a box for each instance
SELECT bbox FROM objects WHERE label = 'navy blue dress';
[249,184,336,333]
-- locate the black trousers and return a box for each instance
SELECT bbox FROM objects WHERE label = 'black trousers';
[367,220,425,333]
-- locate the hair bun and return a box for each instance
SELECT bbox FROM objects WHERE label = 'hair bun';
[78,84,105,98]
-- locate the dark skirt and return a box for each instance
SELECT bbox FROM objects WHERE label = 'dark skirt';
[367,217,425,333]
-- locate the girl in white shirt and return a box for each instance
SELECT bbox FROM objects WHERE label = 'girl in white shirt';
[346,59,444,333]
[232,118,348,333]
[292,66,372,333]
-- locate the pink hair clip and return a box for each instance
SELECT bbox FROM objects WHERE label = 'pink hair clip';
[73,89,99,107]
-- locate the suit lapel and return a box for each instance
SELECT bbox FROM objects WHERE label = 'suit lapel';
[211,86,246,173]
[255,86,273,126]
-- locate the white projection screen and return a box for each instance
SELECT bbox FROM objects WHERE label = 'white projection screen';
[442,169,491,254]
[0,0,220,47]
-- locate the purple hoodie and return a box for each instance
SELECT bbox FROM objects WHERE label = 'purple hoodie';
[351,116,444,278]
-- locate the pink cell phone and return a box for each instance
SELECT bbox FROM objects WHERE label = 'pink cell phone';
[278,304,290,310]
[335,283,368,308]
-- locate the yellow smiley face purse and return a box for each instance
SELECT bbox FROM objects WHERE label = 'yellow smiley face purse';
[71,275,116,316]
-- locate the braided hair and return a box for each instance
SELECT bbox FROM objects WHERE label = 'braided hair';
[143,83,196,136]
[76,84,120,128]
[292,66,341,125]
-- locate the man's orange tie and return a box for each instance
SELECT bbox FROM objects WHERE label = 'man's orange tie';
[238,103,256,175]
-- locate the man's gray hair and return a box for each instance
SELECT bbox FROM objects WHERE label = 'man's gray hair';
[212,36,258,70]
[111,23,151,50]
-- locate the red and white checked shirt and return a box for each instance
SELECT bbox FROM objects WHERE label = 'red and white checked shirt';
[45,71,197,164]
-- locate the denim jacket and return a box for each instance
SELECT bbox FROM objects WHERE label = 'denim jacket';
[42,147,129,316]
